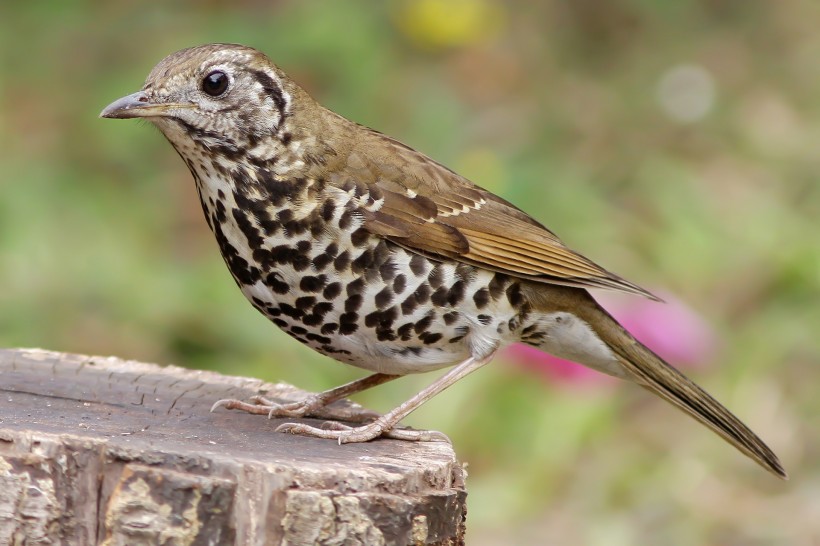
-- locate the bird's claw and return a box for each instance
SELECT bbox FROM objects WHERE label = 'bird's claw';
[211,393,327,418]
[275,419,451,444]
[211,393,383,424]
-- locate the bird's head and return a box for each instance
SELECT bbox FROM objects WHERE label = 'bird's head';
[101,43,304,154]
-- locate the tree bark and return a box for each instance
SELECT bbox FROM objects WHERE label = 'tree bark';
[0,348,466,545]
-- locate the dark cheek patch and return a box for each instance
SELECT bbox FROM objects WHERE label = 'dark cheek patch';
[251,69,287,115]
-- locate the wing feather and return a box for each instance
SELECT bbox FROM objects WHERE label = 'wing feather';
[336,128,658,300]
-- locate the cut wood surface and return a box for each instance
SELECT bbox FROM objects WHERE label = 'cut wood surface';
[0,348,466,546]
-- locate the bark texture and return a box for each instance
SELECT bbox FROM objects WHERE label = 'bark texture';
[0,349,466,545]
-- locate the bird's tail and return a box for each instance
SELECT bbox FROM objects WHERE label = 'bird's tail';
[528,287,790,480]
[581,297,787,479]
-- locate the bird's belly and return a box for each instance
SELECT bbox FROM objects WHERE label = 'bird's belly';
[238,241,521,374]
[201,186,528,375]
[228,234,528,374]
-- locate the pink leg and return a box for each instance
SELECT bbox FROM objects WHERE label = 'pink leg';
[276,352,496,443]
[211,372,400,423]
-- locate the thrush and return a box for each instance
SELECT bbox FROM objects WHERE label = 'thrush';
[101,43,786,479]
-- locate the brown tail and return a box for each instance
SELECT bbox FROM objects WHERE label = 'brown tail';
[580,297,787,479]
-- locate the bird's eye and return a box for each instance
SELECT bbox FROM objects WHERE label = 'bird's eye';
[202,71,229,97]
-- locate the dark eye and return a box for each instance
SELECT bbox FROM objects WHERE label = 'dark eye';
[202,71,229,97]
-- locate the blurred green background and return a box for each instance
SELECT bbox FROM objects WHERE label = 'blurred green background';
[2,0,818,544]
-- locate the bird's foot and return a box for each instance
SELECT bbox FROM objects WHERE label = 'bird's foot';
[275,418,450,444]
[211,373,399,422]
[269,354,494,444]
[211,394,382,423]
[211,394,317,418]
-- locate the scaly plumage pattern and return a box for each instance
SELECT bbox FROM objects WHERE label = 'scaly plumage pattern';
[101,43,786,479]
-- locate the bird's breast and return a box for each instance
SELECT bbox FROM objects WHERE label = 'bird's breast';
[186,166,542,374]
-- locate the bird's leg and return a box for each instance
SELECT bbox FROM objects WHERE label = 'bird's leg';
[276,352,496,443]
[211,372,401,423]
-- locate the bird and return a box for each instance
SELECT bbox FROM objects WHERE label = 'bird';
[100,43,786,479]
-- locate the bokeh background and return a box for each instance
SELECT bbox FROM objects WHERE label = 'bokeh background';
[2,1,818,543]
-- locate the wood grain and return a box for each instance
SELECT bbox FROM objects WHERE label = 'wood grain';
[0,348,466,545]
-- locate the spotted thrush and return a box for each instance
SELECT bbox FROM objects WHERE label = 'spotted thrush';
[101,44,786,479]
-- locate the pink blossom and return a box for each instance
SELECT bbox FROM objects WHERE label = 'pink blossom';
[502,291,718,387]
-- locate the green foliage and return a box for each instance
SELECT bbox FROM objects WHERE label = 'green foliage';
[1,1,817,543]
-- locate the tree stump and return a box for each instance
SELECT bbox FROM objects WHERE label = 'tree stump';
[0,349,466,545]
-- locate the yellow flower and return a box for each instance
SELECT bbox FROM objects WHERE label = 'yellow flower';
[393,0,506,50]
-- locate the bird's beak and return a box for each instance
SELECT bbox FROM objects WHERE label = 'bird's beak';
[99,91,194,119]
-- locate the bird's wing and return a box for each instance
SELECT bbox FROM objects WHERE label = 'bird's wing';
[333,129,657,299]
